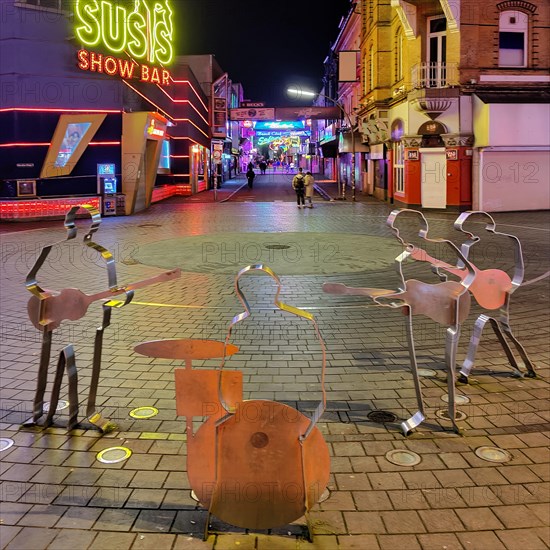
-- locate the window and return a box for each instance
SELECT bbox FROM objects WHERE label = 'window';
[499,10,528,67]
[395,31,404,82]
[393,141,404,193]
[369,46,375,91]
[363,54,369,96]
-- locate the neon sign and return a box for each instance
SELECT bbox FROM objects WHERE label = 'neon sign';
[75,0,174,64]
[146,119,165,138]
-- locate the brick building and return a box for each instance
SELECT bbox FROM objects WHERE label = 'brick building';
[353,0,549,211]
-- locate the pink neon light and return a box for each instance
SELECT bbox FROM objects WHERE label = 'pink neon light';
[121,80,174,122]
[0,108,121,113]
[89,141,121,145]
[0,142,50,147]
[168,79,209,111]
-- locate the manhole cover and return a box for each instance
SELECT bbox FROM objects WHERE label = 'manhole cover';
[441,393,470,404]
[367,410,397,423]
[43,400,69,412]
[385,449,422,466]
[0,438,14,452]
[264,244,291,250]
[435,409,468,421]
[129,406,159,419]
[138,223,162,228]
[418,368,438,377]
[475,446,512,463]
[96,446,132,464]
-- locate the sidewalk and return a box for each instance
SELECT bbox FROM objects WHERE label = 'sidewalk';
[0,198,548,549]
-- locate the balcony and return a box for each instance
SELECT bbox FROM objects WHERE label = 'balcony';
[411,62,458,89]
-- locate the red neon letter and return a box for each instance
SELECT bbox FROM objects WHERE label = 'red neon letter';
[118,59,136,80]
[162,69,170,86]
[104,56,118,76]
[90,52,103,73]
[140,64,150,83]
[77,49,89,70]
[150,67,160,85]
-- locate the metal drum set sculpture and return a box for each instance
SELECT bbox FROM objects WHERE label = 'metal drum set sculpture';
[22,205,538,535]
[135,265,330,534]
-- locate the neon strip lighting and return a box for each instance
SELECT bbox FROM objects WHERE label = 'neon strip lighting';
[170,118,208,139]
[89,141,121,145]
[0,108,121,113]
[171,173,191,177]
[121,80,174,121]
[170,155,190,158]
[157,88,208,124]
[0,142,50,147]
[169,79,209,111]
[159,85,208,114]
[170,137,200,146]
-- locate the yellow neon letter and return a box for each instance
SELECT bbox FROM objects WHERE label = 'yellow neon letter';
[75,0,101,47]
[100,0,127,54]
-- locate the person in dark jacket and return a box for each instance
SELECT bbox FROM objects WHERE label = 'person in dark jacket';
[246,167,255,189]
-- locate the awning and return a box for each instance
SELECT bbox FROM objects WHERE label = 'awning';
[338,131,370,153]
[319,138,338,158]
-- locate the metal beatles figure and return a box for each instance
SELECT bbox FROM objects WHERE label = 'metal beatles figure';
[25,204,180,431]
[160,264,330,535]
[323,209,476,434]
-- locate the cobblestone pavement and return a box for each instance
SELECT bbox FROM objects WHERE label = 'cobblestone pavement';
[0,183,549,549]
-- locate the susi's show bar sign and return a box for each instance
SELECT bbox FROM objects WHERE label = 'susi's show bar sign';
[74,0,174,85]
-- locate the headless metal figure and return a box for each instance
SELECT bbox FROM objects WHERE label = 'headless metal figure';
[151,264,330,534]
[323,209,476,434]
[25,204,180,431]
[428,211,536,382]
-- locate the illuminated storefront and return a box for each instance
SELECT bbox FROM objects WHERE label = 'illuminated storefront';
[0,0,210,219]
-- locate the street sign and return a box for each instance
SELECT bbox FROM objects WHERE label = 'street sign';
[230,108,275,120]
[241,101,265,108]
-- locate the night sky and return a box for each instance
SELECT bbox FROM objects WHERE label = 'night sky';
[176,0,353,106]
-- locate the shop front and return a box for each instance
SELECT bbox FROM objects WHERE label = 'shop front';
[0,0,210,220]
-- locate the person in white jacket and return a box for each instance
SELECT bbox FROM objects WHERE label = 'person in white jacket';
[304,171,315,208]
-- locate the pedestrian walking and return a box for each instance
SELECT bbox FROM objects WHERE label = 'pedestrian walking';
[246,167,255,189]
[259,161,267,174]
[304,171,315,208]
[292,167,306,208]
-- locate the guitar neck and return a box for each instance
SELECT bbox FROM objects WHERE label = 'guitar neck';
[87,268,181,303]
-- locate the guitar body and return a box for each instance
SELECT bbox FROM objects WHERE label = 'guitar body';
[27,289,93,331]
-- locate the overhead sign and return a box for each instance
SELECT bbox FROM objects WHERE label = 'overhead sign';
[241,101,265,108]
[230,108,276,120]
[275,106,342,120]
[74,0,174,85]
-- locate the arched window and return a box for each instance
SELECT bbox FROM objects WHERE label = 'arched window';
[395,30,404,82]
[391,119,405,194]
[363,53,369,96]
[499,10,528,67]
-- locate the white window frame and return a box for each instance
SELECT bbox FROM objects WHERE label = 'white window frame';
[396,31,404,82]
[499,10,528,68]
[393,141,404,194]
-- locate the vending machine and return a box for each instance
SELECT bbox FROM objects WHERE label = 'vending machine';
[97,163,117,216]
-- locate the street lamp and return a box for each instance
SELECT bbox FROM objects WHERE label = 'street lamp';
[287,87,356,201]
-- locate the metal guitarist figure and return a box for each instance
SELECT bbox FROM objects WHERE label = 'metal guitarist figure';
[25,204,180,431]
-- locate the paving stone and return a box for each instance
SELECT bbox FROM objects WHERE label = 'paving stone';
[496,528,548,549]
[55,506,103,529]
[334,473,371,491]
[416,532,465,550]
[125,489,167,509]
[0,526,22,548]
[456,530,506,550]
[94,508,140,532]
[49,528,97,549]
[377,534,420,550]
[131,533,177,549]
[418,509,465,532]
[457,507,505,531]
[132,509,177,533]
[492,503,546,529]
[89,531,138,549]
[343,511,386,535]
[16,504,68,528]
[337,534,380,549]
[4,526,58,549]
[381,511,425,534]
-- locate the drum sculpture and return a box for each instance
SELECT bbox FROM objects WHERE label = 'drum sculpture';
[135,265,330,535]
[25,204,180,431]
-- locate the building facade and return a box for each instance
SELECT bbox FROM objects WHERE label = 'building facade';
[337,0,549,211]
[0,0,235,220]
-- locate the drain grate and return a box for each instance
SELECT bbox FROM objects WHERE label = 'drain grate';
[367,410,397,424]
[264,244,291,250]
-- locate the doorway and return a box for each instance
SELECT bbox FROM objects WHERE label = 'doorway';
[420,148,446,208]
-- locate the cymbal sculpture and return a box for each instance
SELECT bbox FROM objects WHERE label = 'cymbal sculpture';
[417,211,536,382]
[323,209,475,434]
[169,264,330,536]
[25,204,181,431]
